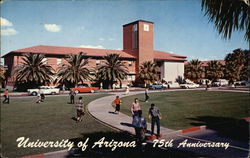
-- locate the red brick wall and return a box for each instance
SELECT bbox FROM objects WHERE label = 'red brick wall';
[123,21,154,75]
[138,22,154,65]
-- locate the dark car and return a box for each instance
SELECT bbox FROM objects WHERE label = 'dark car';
[149,84,165,90]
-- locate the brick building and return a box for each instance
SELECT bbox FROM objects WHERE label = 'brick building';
[3,20,186,89]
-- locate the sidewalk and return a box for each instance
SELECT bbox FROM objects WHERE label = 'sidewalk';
[87,90,199,139]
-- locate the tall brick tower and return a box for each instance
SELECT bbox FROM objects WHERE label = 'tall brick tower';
[123,20,154,74]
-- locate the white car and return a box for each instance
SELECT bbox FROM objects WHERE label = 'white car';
[27,86,60,96]
[179,83,199,89]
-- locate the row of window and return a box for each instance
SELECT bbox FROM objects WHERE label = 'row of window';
[41,58,133,66]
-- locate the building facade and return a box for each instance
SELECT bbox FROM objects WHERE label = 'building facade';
[3,20,186,88]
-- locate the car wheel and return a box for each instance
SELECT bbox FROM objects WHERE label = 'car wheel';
[187,86,189,89]
[31,92,37,96]
[51,92,56,95]
[90,90,95,93]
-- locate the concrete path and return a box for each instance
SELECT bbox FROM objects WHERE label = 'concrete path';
[88,90,195,138]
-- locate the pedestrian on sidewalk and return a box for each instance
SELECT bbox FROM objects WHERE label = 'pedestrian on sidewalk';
[148,103,162,138]
[113,96,122,114]
[145,88,149,102]
[132,110,147,143]
[131,98,141,117]
[75,97,84,122]
[69,90,76,104]
[125,85,130,95]
[2,89,10,104]
[41,93,45,102]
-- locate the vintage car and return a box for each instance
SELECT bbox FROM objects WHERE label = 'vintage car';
[71,85,99,93]
[179,83,199,89]
[149,84,166,90]
[27,86,60,96]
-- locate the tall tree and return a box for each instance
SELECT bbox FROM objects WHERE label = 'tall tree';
[206,60,224,82]
[0,65,7,88]
[201,0,249,41]
[184,59,204,82]
[96,53,128,89]
[12,53,54,88]
[139,61,159,84]
[224,49,248,83]
[55,52,92,87]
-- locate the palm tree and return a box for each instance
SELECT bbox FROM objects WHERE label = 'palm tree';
[139,61,159,84]
[184,59,204,82]
[206,60,224,82]
[12,53,54,88]
[201,0,249,41]
[0,65,7,88]
[0,66,6,82]
[96,53,128,89]
[55,52,92,87]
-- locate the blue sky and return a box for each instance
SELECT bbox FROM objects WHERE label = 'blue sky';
[1,0,248,61]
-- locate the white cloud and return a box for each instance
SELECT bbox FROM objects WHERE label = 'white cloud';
[44,24,61,32]
[99,38,105,41]
[1,28,18,36]
[78,45,105,49]
[1,17,13,27]
[108,38,114,41]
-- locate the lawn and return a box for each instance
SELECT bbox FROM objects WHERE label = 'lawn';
[119,90,249,130]
[1,94,115,157]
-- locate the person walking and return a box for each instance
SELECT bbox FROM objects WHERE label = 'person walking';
[41,93,45,102]
[132,110,147,143]
[145,88,149,102]
[131,98,141,117]
[205,80,209,90]
[113,96,122,114]
[148,103,162,138]
[69,90,76,104]
[36,90,42,103]
[75,97,84,122]
[2,89,10,104]
[125,85,130,95]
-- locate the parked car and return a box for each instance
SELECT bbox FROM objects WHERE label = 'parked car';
[71,85,99,93]
[27,86,60,96]
[212,81,221,87]
[234,81,250,87]
[179,83,199,89]
[149,84,165,90]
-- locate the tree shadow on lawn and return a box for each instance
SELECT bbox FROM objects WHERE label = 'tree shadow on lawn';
[65,131,205,158]
[188,116,249,142]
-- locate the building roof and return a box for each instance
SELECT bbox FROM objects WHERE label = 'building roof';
[123,20,154,27]
[3,45,136,59]
[200,60,225,66]
[3,45,186,62]
[154,50,186,61]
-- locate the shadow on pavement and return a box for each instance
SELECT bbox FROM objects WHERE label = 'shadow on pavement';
[65,131,205,158]
[188,116,249,142]
[120,122,134,127]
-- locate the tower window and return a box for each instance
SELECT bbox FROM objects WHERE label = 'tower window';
[132,24,138,49]
[143,24,149,31]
